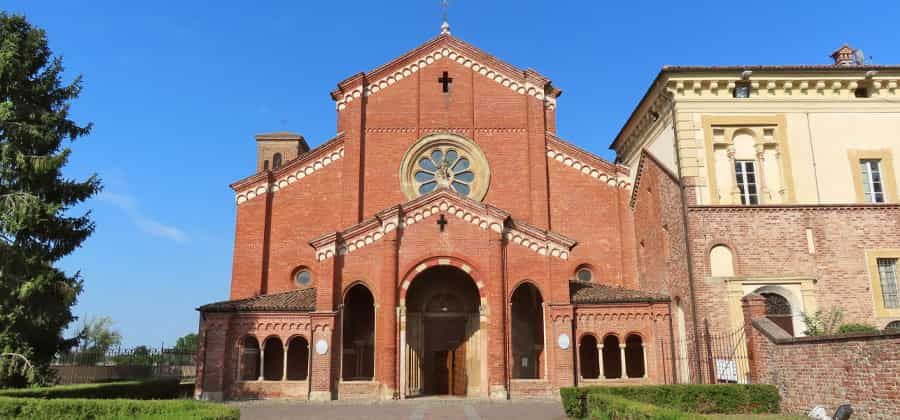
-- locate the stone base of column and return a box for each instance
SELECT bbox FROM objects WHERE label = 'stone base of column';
[378,385,396,400]
[309,391,333,401]
[489,385,508,400]
[198,391,223,401]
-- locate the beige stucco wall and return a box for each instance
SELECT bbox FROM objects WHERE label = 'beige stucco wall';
[789,112,900,204]
[675,104,900,206]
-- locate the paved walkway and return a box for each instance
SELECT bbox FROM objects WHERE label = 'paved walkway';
[235,398,567,420]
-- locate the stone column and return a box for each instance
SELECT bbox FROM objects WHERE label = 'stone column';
[283,342,289,381]
[597,344,604,379]
[641,342,648,379]
[258,346,265,381]
[619,344,627,379]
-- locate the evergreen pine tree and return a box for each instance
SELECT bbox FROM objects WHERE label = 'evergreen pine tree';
[0,12,100,386]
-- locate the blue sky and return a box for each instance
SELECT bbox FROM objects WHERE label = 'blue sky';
[4,1,898,347]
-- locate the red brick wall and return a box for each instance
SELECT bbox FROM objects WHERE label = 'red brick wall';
[744,299,900,418]
[632,153,693,339]
[221,36,647,400]
[689,205,900,336]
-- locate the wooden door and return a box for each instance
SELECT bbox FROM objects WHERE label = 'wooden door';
[434,350,450,395]
[452,344,467,396]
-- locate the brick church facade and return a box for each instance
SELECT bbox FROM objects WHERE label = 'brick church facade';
[195,30,900,400]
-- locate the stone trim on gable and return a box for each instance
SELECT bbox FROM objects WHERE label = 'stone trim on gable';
[232,136,345,205]
[332,36,560,112]
[308,189,577,262]
[628,149,681,208]
[546,134,631,190]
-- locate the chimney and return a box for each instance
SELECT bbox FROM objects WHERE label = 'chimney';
[255,132,309,172]
[830,44,856,66]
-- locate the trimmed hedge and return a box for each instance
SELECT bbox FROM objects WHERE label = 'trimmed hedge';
[0,378,181,400]
[561,384,780,419]
[0,397,239,420]
[587,393,691,420]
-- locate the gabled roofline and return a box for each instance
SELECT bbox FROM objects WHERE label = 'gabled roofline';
[309,188,577,262]
[329,34,562,111]
[629,149,680,208]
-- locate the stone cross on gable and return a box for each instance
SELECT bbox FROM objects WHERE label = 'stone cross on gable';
[438,71,453,93]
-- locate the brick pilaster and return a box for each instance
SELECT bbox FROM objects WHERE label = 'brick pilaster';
[309,312,338,400]
[378,228,399,398]
[741,293,767,384]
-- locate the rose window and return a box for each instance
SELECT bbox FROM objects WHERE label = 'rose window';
[414,148,475,196]
[399,133,490,201]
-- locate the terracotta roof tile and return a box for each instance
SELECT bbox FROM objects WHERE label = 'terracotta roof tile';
[570,281,669,304]
[198,288,316,313]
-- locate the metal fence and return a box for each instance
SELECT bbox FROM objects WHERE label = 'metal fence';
[50,347,197,385]
[663,320,751,385]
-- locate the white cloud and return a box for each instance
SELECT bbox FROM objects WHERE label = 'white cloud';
[99,192,189,244]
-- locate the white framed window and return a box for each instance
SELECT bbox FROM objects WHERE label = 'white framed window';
[877,258,899,309]
[860,159,885,203]
[734,160,759,205]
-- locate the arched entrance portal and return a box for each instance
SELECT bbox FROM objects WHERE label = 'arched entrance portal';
[403,265,483,397]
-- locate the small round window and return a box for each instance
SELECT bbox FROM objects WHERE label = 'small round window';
[576,268,592,282]
[294,269,312,287]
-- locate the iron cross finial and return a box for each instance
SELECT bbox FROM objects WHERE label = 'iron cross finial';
[441,0,451,35]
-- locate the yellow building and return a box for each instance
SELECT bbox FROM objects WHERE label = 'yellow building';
[613,45,900,382]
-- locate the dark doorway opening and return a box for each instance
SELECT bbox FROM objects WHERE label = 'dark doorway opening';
[511,282,544,379]
[342,284,375,380]
[405,265,480,397]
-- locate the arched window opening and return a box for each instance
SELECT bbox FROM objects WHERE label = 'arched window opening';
[710,245,735,277]
[239,336,260,380]
[762,292,794,336]
[342,284,375,380]
[886,320,900,331]
[286,337,309,380]
[510,282,544,379]
[625,334,646,378]
[576,266,593,282]
[272,153,283,169]
[578,335,599,379]
[602,335,621,379]
[262,337,284,380]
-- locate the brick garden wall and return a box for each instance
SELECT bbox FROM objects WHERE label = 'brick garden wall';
[744,295,900,418]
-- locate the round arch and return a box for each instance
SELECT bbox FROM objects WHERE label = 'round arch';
[709,243,737,277]
[342,282,375,381]
[342,280,376,302]
[401,259,485,397]
[400,255,485,303]
[750,285,801,337]
[510,281,545,379]
[510,278,545,299]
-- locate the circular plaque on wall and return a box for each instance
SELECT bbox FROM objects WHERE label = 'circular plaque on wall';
[557,333,571,350]
[315,339,328,355]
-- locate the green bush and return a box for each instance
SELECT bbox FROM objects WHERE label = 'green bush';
[0,397,238,420]
[587,393,691,419]
[0,378,181,400]
[837,323,879,334]
[560,385,780,419]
